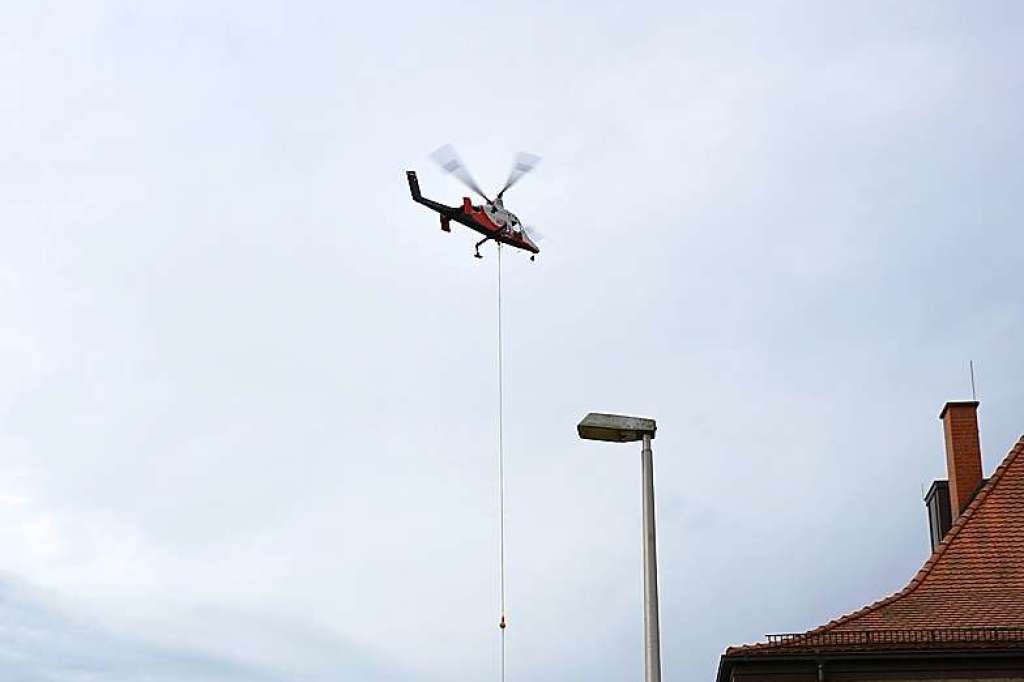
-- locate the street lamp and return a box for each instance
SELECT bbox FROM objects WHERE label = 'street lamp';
[577,412,661,682]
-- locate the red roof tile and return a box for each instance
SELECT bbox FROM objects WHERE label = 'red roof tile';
[727,436,1024,655]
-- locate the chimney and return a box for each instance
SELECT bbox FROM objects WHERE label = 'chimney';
[940,400,984,515]
[925,401,983,551]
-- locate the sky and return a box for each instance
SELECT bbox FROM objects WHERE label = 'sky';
[2,1,1023,680]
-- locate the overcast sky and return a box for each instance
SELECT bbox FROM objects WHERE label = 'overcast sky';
[2,2,1023,680]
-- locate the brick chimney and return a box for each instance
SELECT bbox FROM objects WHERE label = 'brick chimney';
[939,401,983,515]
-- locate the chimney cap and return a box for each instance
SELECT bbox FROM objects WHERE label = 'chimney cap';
[939,400,979,420]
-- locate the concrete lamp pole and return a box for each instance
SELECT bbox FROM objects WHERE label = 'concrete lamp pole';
[576,412,661,682]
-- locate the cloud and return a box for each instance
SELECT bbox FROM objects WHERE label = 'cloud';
[1,1,1023,680]
[0,578,278,681]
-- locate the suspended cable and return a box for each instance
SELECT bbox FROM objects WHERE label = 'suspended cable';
[496,243,507,682]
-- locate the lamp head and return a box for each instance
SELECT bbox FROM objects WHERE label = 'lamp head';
[577,413,656,443]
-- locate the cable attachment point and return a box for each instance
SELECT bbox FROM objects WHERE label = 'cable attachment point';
[499,614,507,630]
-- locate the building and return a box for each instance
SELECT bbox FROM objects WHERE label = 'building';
[717,401,1024,682]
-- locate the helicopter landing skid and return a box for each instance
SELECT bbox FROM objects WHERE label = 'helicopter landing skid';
[474,237,489,259]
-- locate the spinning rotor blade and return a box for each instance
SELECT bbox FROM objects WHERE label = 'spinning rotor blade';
[498,152,541,197]
[429,144,491,203]
[523,225,545,243]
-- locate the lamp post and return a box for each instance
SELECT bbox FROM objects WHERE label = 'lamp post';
[577,412,660,682]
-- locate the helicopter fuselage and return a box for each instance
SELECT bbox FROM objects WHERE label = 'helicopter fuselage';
[406,171,539,256]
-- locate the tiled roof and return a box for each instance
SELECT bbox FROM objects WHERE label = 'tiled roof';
[727,436,1024,655]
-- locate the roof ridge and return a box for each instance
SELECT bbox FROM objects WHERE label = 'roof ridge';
[797,435,1024,638]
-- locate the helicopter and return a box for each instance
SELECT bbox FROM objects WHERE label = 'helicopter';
[407,145,542,260]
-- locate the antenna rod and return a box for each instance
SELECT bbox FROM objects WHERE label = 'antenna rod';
[970,360,977,401]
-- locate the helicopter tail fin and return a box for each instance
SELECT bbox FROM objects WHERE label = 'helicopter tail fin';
[406,171,423,201]
[406,170,458,216]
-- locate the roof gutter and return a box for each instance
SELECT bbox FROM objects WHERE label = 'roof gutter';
[716,647,1024,682]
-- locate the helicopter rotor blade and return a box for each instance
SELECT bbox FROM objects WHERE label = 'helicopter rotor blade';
[498,152,541,197]
[429,144,492,203]
[523,225,545,243]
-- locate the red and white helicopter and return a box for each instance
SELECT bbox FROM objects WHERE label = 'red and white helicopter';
[407,145,542,260]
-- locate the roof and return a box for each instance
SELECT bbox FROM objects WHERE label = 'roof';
[726,435,1024,657]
